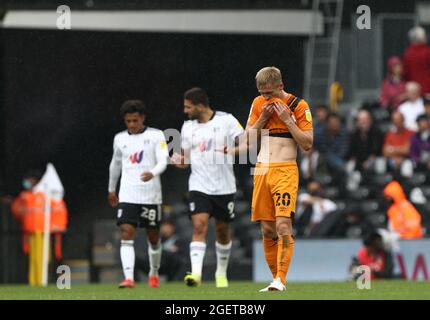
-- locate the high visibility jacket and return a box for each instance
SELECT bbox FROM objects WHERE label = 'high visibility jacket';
[383,181,423,239]
[11,190,68,233]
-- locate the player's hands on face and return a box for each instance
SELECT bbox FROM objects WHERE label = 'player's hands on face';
[273,102,293,124]
[141,171,154,182]
[260,104,275,122]
[108,192,119,208]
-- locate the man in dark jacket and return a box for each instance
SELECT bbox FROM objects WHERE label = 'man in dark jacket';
[348,110,384,172]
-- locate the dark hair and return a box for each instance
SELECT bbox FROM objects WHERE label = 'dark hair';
[326,112,342,123]
[416,114,430,123]
[120,100,146,117]
[363,232,382,247]
[184,87,210,106]
[315,104,329,111]
[162,218,176,227]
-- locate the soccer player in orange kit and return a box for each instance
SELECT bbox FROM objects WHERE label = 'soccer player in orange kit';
[230,66,313,291]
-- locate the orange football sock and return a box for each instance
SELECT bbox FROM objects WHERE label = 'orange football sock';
[263,237,278,278]
[276,235,295,285]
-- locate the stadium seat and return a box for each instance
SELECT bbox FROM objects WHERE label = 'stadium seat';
[366,212,387,228]
[365,173,393,188]
[324,186,340,199]
[360,200,380,213]
[348,186,370,200]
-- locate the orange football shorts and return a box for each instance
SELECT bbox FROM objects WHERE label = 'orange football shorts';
[251,161,298,222]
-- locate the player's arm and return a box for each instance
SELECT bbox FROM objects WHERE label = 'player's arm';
[227,105,274,155]
[172,123,192,168]
[141,132,169,182]
[273,102,313,151]
[108,137,122,207]
[171,148,190,169]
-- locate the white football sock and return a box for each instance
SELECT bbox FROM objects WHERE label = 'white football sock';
[148,240,162,277]
[120,240,135,280]
[215,241,232,277]
[190,241,206,278]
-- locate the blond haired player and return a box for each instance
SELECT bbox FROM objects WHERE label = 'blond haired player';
[230,67,313,291]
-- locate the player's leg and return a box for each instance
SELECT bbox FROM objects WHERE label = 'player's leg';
[251,165,278,284]
[259,220,286,292]
[212,194,235,288]
[185,212,210,286]
[185,191,212,286]
[271,163,298,289]
[260,220,278,279]
[274,216,294,288]
[146,227,161,288]
[214,219,232,288]
[138,204,163,288]
[119,223,136,288]
[116,203,139,288]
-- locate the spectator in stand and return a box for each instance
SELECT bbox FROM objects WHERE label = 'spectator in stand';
[424,98,430,117]
[313,104,330,133]
[403,26,430,97]
[314,113,350,176]
[410,114,430,172]
[295,179,338,237]
[348,110,384,172]
[383,111,415,171]
[383,180,423,239]
[398,82,425,132]
[380,56,407,111]
[299,104,329,179]
[334,205,375,239]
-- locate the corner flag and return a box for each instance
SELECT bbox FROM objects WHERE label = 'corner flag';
[34,163,65,286]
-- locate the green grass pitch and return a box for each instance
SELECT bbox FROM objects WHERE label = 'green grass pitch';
[0,280,429,300]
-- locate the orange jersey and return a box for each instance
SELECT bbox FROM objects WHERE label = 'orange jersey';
[247,94,313,135]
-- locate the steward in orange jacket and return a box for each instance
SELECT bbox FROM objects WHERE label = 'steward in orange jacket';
[383,180,423,239]
[11,171,68,286]
[11,190,68,257]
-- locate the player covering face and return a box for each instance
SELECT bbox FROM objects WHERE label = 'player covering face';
[228,67,313,291]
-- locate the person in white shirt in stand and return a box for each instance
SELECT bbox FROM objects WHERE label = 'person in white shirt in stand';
[398,82,425,132]
[171,87,244,288]
[296,179,338,237]
[108,100,169,289]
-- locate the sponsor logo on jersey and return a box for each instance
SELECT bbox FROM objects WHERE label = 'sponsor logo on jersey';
[198,139,213,152]
[129,150,144,164]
